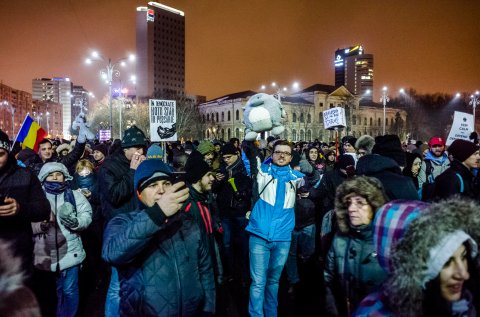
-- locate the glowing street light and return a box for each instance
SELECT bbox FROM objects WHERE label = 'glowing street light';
[380,86,390,135]
[399,88,405,94]
[260,81,301,101]
[84,50,135,138]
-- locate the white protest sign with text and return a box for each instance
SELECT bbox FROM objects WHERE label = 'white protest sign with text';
[323,107,346,130]
[149,99,177,142]
[446,111,473,146]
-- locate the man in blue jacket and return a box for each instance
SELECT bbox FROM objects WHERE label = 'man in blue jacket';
[102,158,215,316]
[245,140,304,317]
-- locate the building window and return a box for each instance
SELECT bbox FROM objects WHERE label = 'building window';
[330,103,334,108]
[378,118,381,126]
[292,113,297,123]
[236,109,239,121]
[207,114,210,121]
[227,128,231,140]
[319,112,323,123]
[216,113,219,122]
[228,111,231,121]
[320,102,324,107]
[300,130,305,141]
[352,115,356,125]
[300,113,304,123]
[235,128,239,138]
[370,118,373,126]
[306,129,312,141]
[292,129,297,141]
[364,118,367,125]
[386,118,389,126]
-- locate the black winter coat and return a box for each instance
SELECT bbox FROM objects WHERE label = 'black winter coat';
[214,158,252,218]
[433,160,477,200]
[0,155,50,276]
[102,205,215,316]
[356,154,418,201]
[98,153,136,222]
[318,169,348,214]
[295,171,321,230]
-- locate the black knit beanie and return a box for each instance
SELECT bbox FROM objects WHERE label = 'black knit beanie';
[373,134,406,167]
[185,150,211,184]
[448,139,479,162]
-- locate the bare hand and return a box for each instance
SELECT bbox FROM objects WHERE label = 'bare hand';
[0,197,19,216]
[130,153,146,170]
[215,173,225,181]
[156,181,189,217]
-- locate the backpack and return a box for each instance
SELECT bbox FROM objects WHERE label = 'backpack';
[421,160,436,202]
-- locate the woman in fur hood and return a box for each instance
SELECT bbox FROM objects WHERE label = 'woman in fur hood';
[324,176,388,316]
[355,197,480,317]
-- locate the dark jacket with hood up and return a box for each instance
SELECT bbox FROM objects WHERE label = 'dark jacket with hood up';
[98,152,136,222]
[433,159,477,200]
[356,154,418,201]
[324,176,388,317]
[0,154,50,276]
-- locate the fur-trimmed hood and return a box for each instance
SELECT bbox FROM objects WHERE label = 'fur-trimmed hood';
[386,197,480,317]
[334,176,388,234]
[0,240,24,297]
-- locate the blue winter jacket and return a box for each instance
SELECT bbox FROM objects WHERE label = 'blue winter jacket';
[102,204,215,316]
[246,158,304,242]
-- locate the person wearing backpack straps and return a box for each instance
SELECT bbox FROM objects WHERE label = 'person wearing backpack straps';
[433,139,480,200]
[417,136,450,201]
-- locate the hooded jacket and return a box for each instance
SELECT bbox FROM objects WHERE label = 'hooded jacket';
[0,154,50,277]
[417,151,450,189]
[324,176,388,317]
[356,154,418,201]
[433,159,477,200]
[356,198,480,317]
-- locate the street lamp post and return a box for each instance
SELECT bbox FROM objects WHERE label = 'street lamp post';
[380,86,389,135]
[470,91,480,130]
[85,51,135,139]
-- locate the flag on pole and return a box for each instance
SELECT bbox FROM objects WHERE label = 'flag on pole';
[15,115,47,152]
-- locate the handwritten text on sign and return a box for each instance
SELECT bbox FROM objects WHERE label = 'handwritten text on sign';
[149,99,177,142]
[323,107,346,130]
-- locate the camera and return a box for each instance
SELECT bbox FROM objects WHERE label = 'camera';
[171,172,187,191]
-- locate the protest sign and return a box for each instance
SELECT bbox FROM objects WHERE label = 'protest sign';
[99,129,111,142]
[323,107,346,130]
[446,111,474,145]
[149,99,177,142]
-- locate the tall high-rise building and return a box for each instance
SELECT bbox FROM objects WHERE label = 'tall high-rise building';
[32,77,73,137]
[136,2,185,99]
[334,45,374,100]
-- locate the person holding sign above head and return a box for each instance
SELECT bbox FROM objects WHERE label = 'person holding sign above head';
[433,139,479,201]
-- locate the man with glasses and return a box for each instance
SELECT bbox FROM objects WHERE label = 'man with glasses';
[417,136,450,200]
[245,140,304,317]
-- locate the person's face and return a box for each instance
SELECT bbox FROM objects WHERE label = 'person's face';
[39,142,53,161]
[0,149,8,170]
[272,145,293,167]
[214,144,221,152]
[78,167,92,177]
[308,149,319,161]
[198,172,215,193]
[430,144,445,157]
[233,140,239,148]
[222,153,239,167]
[411,157,422,176]
[321,145,329,153]
[140,179,173,207]
[93,150,105,162]
[357,149,367,158]
[439,244,469,302]
[327,152,336,162]
[346,195,373,227]
[343,142,356,153]
[60,149,69,157]
[204,152,214,161]
[46,171,65,183]
[463,150,480,170]
[124,147,144,161]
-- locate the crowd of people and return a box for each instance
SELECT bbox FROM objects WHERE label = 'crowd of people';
[0,123,480,317]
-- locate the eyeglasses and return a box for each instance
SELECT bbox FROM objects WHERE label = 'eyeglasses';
[346,197,369,208]
[273,151,292,157]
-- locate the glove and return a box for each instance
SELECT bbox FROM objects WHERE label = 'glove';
[60,216,79,229]
[72,113,95,143]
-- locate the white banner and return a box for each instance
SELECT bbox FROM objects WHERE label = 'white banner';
[323,107,346,130]
[149,99,177,142]
[446,111,474,146]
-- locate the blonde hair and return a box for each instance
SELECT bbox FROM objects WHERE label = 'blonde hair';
[75,159,94,173]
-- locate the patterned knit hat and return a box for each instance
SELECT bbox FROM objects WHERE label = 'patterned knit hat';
[373,200,429,274]
[0,129,10,152]
[146,144,164,159]
[121,126,147,149]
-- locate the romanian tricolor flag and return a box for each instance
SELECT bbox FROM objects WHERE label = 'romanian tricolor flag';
[15,115,47,152]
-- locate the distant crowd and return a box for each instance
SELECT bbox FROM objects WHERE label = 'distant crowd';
[0,124,480,317]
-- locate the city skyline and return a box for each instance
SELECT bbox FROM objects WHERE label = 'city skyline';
[0,0,479,101]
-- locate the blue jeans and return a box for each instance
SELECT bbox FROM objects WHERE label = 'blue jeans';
[105,267,120,317]
[249,234,291,317]
[285,224,316,284]
[56,265,79,317]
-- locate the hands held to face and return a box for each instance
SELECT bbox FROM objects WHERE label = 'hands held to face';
[156,181,189,217]
[130,152,146,170]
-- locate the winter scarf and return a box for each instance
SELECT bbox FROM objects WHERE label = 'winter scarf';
[43,181,77,216]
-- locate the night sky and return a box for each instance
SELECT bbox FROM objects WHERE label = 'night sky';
[0,0,479,101]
